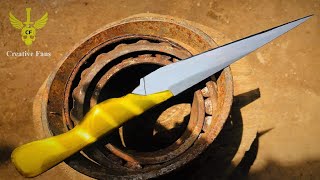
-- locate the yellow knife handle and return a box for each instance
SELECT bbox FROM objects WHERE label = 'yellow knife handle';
[11,91,173,177]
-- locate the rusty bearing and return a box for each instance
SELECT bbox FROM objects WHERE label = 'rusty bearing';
[44,15,233,179]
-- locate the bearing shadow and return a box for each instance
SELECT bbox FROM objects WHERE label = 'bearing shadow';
[157,88,261,179]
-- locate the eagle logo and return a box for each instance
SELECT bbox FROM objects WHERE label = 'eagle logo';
[9,8,48,46]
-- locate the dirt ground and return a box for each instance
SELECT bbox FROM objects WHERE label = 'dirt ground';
[0,0,319,179]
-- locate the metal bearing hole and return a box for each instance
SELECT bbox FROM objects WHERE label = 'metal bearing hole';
[91,63,209,152]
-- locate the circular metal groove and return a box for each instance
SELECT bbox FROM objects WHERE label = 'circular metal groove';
[44,16,233,179]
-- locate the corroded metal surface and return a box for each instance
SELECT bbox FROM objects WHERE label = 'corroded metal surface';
[71,39,190,123]
[43,15,233,179]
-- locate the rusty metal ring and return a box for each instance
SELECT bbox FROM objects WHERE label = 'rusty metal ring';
[44,16,233,179]
[86,55,209,165]
[67,36,208,170]
[70,39,190,124]
[70,38,209,167]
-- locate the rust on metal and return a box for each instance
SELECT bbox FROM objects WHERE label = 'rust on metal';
[71,39,190,123]
[42,15,233,179]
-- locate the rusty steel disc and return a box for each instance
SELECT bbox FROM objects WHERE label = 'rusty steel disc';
[41,15,233,179]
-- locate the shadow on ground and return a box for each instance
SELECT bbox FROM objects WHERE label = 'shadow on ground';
[158,88,261,179]
[0,145,14,165]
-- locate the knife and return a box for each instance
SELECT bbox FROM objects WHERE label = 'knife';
[11,15,312,177]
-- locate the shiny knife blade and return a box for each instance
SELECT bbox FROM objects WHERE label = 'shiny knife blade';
[132,15,312,96]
